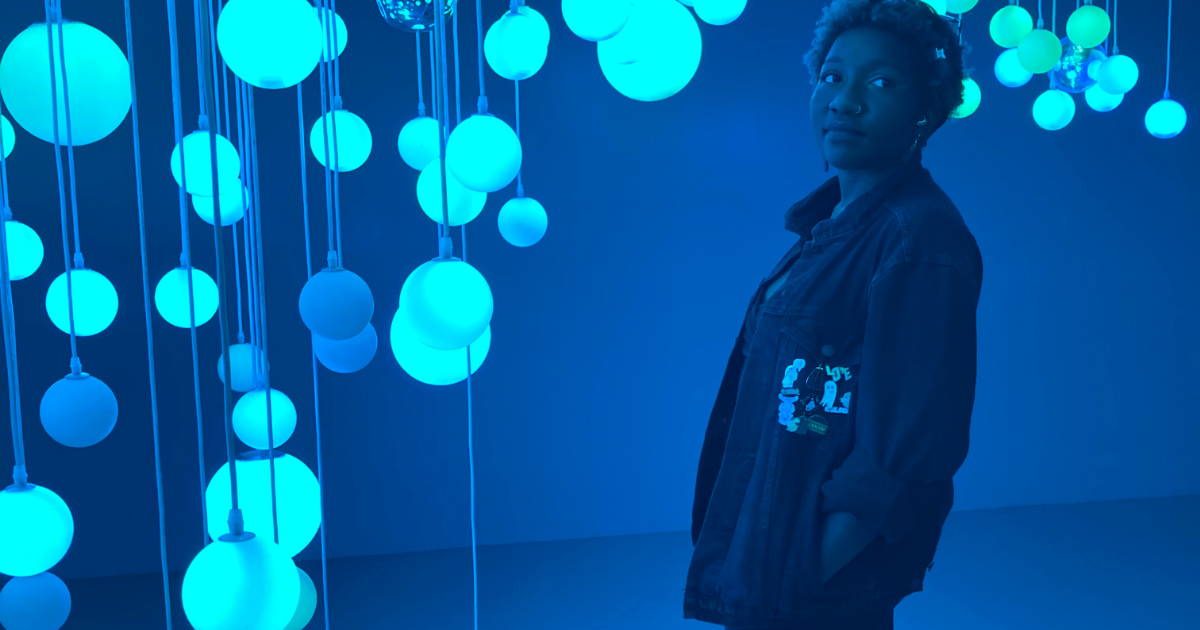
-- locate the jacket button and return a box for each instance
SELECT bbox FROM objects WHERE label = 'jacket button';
[821,345,835,357]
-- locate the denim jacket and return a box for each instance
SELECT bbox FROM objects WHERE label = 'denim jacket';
[685,156,983,627]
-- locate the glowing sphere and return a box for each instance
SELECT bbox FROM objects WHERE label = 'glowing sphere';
[989,5,1033,48]
[693,0,747,26]
[192,184,248,226]
[217,0,322,90]
[391,311,490,386]
[1032,89,1075,131]
[1084,84,1123,112]
[298,267,375,341]
[315,7,348,62]
[232,388,298,451]
[218,343,265,392]
[994,48,1033,88]
[284,568,318,630]
[181,536,300,630]
[155,267,219,328]
[498,196,548,247]
[314,323,378,374]
[0,22,131,146]
[945,0,979,12]
[1096,54,1138,95]
[0,572,71,630]
[377,0,459,32]
[400,259,494,351]
[45,268,118,336]
[561,0,632,42]
[1017,29,1062,74]
[446,114,522,193]
[950,77,981,119]
[599,0,703,102]
[4,220,44,281]
[0,484,73,577]
[170,131,241,197]
[310,110,372,172]
[678,0,693,5]
[39,373,118,448]
[398,116,440,171]
[1065,5,1109,49]
[205,453,321,558]
[919,0,946,14]
[417,160,488,226]
[485,13,549,81]
[1,115,13,158]
[1145,99,1187,140]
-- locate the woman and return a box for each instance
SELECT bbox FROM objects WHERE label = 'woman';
[685,1,983,629]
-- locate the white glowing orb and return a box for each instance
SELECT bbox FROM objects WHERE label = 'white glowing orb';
[1032,89,1075,131]
[693,0,747,26]
[1096,54,1138,95]
[598,0,703,102]
[1145,99,1187,139]
[192,184,248,226]
[498,196,548,247]
[181,536,300,630]
[994,48,1032,88]
[310,109,372,172]
[399,258,494,351]
[284,568,318,630]
[446,114,522,193]
[1,115,13,159]
[298,267,374,341]
[417,160,487,226]
[485,12,549,81]
[0,484,74,577]
[45,268,119,336]
[154,267,219,328]
[4,220,44,281]
[391,310,490,386]
[398,116,440,171]
[218,343,266,393]
[205,453,321,558]
[232,388,298,451]
[314,7,348,62]
[170,131,241,197]
[562,0,633,42]
[1084,84,1122,112]
[217,0,322,89]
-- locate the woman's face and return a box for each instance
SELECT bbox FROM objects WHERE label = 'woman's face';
[811,27,926,172]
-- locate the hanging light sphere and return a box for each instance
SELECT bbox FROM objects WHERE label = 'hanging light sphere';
[218,343,266,393]
[1145,99,1187,139]
[4,220,45,281]
[498,196,548,247]
[1,114,14,159]
[39,373,118,448]
[0,484,73,577]
[1084,84,1123,112]
[1065,4,1110,49]
[485,12,549,81]
[398,116,440,171]
[1017,29,1062,74]
[693,0,748,26]
[284,568,318,630]
[0,572,71,630]
[994,48,1033,88]
[1096,54,1138,95]
[1049,39,1103,94]
[1032,89,1076,131]
[314,323,378,374]
[945,0,979,12]
[446,114,522,193]
[989,5,1033,49]
[0,22,131,146]
[417,161,487,226]
[315,7,348,62]
[217,0,322,90]
[310,110,372,172]
[678,0,693,5]
[950,77,981,119]
[170,131,241,197]
[599,0,703,102]
[181,535,300,630]
[919,0,946,15]
[205,453,321,558]
[45,268,118,336]
[154,267,219,328]
[391,310,490,386]
[513,5,551,47]
[399,258,494,351]
[561,0,633,42]
[376,0,458,32]
[232,388,298,451]
[191,184,248,226]
[298,267,375,341]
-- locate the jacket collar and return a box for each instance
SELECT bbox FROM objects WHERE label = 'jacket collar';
[784,154,927,241]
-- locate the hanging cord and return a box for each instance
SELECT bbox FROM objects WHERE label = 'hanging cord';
[1112,0,1119,55]
[50,2,84,270]
[315,0,339,269]
[324,0,344,263]
[454,3,462,125]
[1052,0,1057,35]
[416,33,426,117]
[232,205,244,342]
[316,0,344,268]
[435,0,454,259]
[0,89,27,490]
[1036,0,1044,29]
[514,81,523,197]
[235,82,260,385]
[430,33,445,247]
[474,0,488,113]
[1163,0,1172,99]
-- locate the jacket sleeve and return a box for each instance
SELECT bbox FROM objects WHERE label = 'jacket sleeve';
[819,260,981,545]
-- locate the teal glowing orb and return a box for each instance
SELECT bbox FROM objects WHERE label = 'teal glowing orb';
[1145,99,1187,139]
[1066,5,1110,49]
[599,0,702,102]
[398,116,440,171]
[314,7,348,62]
[417,160,487,226]
[391,310,490,386]
[1084,84,1122,112]
[232,388,298,451]
[0,572,71,630]
[154,267,219,328]
[39,373,118,448]
[399,259,494,351]
[4,220,44,281]
[950,77,981,119]
[1096,54,1138,95]
[989,5,1033,48]
[181,536,300,630]
[946,0,979,11]
[694,0,748,26]
[218,343,266,393]
[994,48,1032,88]
[1,115,13,158]
[45,268,118,336]
[919,0,946,15]
[498,196,548,247]
[446,114,522,193]
[171,131,241,197]
[192,184,248,226]
[1032,89,1075,131]
[217,0,322,90]
[0,22,131,146]
[284,568,317,630]
[205,453,321,558]
[0,484,73,577]
[298,267,374,341]
[1017,29,1062,74]
[314,322,378,374]
[484,13,549,81]
[562,0,632,42]
[310,110,372,172]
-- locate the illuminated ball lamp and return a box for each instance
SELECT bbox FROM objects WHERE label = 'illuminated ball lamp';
[417,161,487,226]
[399,258,494,351]
[205,452,321,558]
[918,0,946,15]
[989,5,1033,48]
[299,267,375,341]
[498,196,548,247]
[561,0,632,42]
[284,568,318,630]
[1096,54,1138,95]
[170,131,241,197]
[1032,89,1075,131]
[1,114,14,159]
[4,220,45,280]
[693,0,748,26]
[0,572,71,630]
[314,323,378,374]
[39,372,118,448]
[310,109,372,172]
[154,267,220,328]
[1145,99,1187,140]
[446,115,522,193]
[950,77,981,119]
[398,116,439,171]
[45,268,118,336]
[945,0,979,12]
[485,12,549,81]
[0,21,131,146]
[1017,29,1062,74]
[232,388,298,451]
[513,5,552,48]
[218,343,265,393]
[599,0,703,102]
[314,7,348,62]
[1065,4,1109,49]
[678,0,693,5]
[0,484,73,577]
[181,535,300,630]
[391,310,491,386]
[1084,84,1123,112]
[994,48,1033,88]
[191,184,248,226]
[217,0,322,89]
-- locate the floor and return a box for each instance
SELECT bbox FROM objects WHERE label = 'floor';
[14,494,1200,629]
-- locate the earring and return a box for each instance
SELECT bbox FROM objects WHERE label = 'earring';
[917,117,929,126]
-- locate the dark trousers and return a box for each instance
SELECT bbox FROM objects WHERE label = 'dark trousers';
[724,606,894,630]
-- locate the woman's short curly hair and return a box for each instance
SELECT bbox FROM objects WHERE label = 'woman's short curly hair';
[804,0,969,143]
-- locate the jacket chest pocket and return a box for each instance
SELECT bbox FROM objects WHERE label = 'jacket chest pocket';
[778,322,862,451]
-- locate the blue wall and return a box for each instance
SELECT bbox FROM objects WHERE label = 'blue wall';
[0,0,1197,580]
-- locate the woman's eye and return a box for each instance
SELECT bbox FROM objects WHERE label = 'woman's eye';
[871,77,892,87]
[821,73,839,83]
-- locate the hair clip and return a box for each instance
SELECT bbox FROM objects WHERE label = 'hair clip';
[935,47,946,59]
